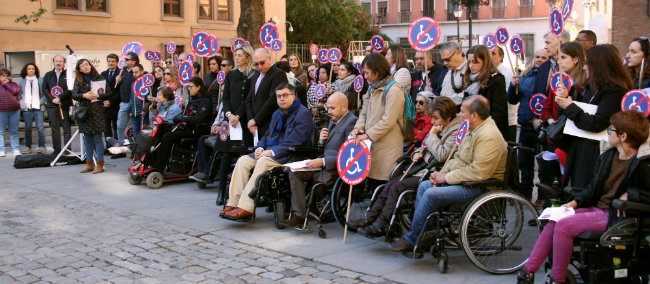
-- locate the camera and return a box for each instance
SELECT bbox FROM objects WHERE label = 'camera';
[537,126,547,144]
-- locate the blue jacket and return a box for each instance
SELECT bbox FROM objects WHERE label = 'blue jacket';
[532,59,555,96]
[507,67,539,130]
[252,102,314,164]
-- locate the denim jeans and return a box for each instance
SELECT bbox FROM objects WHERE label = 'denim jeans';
[117,102,130,142]
[404,181,482,244]
[23,109,45,148]
[0,110,21,153]
[83,133,104,161]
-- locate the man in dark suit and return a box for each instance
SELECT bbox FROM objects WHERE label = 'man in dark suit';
[246,48,288,142]
[42,55,72,155]
[101,53,121,152]
[279,92,358,228]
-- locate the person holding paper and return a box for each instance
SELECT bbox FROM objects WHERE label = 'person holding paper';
[555,44,634,189]
[278,92,357,228]
[72,59,112,174]
[517,110,650,284]
[221,83,313,221]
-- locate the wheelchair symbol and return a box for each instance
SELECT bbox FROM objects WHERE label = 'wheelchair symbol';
[344,148,362,175]
[628,96,644,112]
[416,24,434,45]
[196,36,209,53]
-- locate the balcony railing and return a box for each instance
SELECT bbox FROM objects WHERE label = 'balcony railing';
[520,5,533,17]
[422,9,434,18]
[447,10,456,21]
[377,15,386,24]
[399,11,410,23]
[492,7,505,18]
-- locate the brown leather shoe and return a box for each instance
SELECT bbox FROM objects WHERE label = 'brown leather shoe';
[224,208,253,221]
[219,206,236,217]
[93,160,104,174]
[80,160,94,173]
[389,237,413,252]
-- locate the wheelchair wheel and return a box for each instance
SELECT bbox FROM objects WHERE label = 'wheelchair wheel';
[459,191,539,274]
[273,201,286,229]
[389,159,409,180]
[128,174,143,185]
[394,191,416,233]
[146,172,164,189]
[331,179,372,231]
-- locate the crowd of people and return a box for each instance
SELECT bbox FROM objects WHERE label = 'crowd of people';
[1,30,649,283]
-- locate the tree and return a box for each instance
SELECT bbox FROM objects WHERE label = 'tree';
[15,0,47,25]
[237,0,265,47]
[453,0,490,48]
[286,0,372,45]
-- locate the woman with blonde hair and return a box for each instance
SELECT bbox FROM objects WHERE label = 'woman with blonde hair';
[288,54,308,89]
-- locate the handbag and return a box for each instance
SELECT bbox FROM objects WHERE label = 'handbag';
[546,115,567,143]
[203,134,218,149]
[73,101,89,122]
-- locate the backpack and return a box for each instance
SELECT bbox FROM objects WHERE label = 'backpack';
[382,81,416,142]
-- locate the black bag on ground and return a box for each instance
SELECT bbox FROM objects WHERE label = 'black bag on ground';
[14,154,83,169]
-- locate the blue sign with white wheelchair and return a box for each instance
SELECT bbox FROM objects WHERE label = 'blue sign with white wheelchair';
[337,138,371,186]
[178,61,194,86]
[621,89,650,117]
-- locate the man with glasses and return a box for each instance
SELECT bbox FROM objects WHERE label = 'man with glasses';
[113,52,139,154]
[42,55,72,155]
[246,48,288,142]
[165,57,173,67]
[438,41,467,107]
[575,30,597,51]
[101,54,121,153]
[222,83,313,221]
[411,50,444,98]
[533,30,570,96]
[221,58,234,74]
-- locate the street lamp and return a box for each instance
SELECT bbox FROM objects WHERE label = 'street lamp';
[285,20,294,32]
[454,9,463,45]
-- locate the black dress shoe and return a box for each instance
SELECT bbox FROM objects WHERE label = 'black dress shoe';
[347,218,371,229]
[278,215,306,229]
[358,222,386,237]
[389,237,413,252]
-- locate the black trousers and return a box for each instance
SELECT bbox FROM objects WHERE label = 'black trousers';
[518,128,537,200]
[365,176,420,227]
[104,109,118,148]
[149,128,194,170]
[46,106,72,153]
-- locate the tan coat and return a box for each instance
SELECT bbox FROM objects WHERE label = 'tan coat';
[355,81,406,181]
[442,117,507,185]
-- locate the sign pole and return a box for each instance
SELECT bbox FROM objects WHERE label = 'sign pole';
[343,184,354,243]
[59,106,64,120]
[400,160,417,182]
[505,49,515,75]
[639,58,645,89]
[441,144,458,171]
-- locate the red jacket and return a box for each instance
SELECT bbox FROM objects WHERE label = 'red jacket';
[0,81,21,112]
[414,112,433,141]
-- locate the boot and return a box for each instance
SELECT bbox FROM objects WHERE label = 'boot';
[93,160,104,174]
[216,187,226,206]
[80,160,94,173]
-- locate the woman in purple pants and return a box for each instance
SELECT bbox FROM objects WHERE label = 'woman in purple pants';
[516,110,650,284]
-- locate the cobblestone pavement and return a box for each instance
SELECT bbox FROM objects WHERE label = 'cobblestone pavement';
[0,183,395,284]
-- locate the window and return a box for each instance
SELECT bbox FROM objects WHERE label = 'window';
[520,0,533,17]
[399,37,409,44]
[520,33,535,64]
[399,0,410,22]
[377,1,387,24]
[216,0,229,21]
[56,0,79,9]
[492,0,504,18]
[163,0,182,17]
[362,2,371,13]
[423,0,434,18]
[198,0,212,19]
[469,5,478,19]
[85,0,106,11]
[447,0,458,21]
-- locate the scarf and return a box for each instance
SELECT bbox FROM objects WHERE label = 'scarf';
[265,98,302,148]
[464,73,481,97]
[366,76,393,98]
[24,76,40,109]
[334,74,355,92]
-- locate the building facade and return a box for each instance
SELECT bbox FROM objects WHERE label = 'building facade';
[1,0,286,77]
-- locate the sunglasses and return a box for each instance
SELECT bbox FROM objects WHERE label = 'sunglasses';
[607,126,624,135]
[253,60,266,67]
[125,58,135,61]
[166,61,172,64]
[416,100,426,105]
[164,72,171,75]
[221,64,230,67]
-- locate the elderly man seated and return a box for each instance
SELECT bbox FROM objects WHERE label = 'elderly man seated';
[389,95,508,252]
[279,92,358,228]
[221,82,314,221]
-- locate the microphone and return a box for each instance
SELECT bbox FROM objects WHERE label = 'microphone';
[66,45,74,55]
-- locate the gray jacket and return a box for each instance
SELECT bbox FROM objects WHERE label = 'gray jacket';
[18,77,45,111]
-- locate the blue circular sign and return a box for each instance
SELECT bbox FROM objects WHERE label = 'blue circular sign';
[317,49,328,64]
[495,26,509,46]
[314,84,327,100]
[125,126,134,138]
[550,71,572,94]
[327,47,342,63]
[209,35,220,57]
[354,62,362,74]
[353,75,364,93]
[407,17,441,52]
[271,39,282,52]
[231,38,245,52]
[51,86,63,98]
[178,60,194,86]
[259,22,279,48]
[167,42,176,54]
[336,138,371,186]
[118,59,126,68]
[621,90,650,117]
[132,76,149,101]
[174,95,182,106]
[529,93,547,116]
[153,51,162,62]
[456,119,470,145]
[216,70,226,84]
[562,0,574,24]
[145,50,155,61]
[370,35,384,52]
[191,30,212,57]
[173,55,179,68]
[121,42,143,56]
[509,36,525,56]
[186,53,194,63]
[142,73,155,87]
[483,33,497,51]
[550,7,563,38]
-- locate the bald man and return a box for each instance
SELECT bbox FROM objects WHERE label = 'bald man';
[280,92,358,228]
[246,48,288,140]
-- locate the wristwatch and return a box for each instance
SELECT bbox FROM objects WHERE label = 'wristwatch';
[225,111,232,117]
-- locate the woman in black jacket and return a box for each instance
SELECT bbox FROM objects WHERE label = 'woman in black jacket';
[462,45,508,139]
[556,44,635,188]
[204,55,223,115]
[148,76,211,171]
[72,59,112,174]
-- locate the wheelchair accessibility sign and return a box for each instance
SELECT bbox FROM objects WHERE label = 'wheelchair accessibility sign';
[337,138,371,186]
[353,75,364,93]
[314,84,327,100]
[318,49,328,64]
[483,33,497,51]
[121,41,143,56]
[456,119,470,145]
[550,7,563,38]
[550,71,572,94]
[407,17,441,52]
[509,36,524,56]
[216,70,226,84]
[191,31,212,57]
[529,93,547,116]
[370,35,384,52]
[142,73,155,87]
[178,60,194,86]
[495,26,509,46]
[167,41,176,54]
[51,86,63,98]
[259,22,279,48]
[621,89,650,117]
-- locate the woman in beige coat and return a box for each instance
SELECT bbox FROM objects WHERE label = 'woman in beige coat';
[350,53,406,184]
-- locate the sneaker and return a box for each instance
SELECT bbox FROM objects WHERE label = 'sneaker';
[189,172,209,183]
[278,215,306,229]
[0,152,5,157]
[37,146,46,154]
[22,147,32,154]
[516,267,535,284]
[13,150,21,156]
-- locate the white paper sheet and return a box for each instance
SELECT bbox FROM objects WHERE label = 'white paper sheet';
[229,122,243,141]
[253,130,259,147]
[537,207,575,222]
[563,102,608,141]
[90,80,106,102]
[284,159,321,172]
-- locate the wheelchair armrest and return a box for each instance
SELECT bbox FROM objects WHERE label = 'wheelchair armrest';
[412,140,423,148]
[612,199,650,215]
[288,146,320,155]
[396,156,411,163]
[426,161,444,170]
[536,183,562,198]
[461,179,503,188]
[564,186,585,195]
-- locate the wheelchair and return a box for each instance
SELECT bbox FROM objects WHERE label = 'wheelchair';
[539,186,650,284]
[386,142,540,274]
[127,117,199,189]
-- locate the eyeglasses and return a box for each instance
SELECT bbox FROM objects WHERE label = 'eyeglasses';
[188,85,197,89]
[416,100,426,105]
[164,72,171,75]
[276,93,293,99]
[221,64,230,67]
[607,126,624,135]
[165,61,172,64]
[253,60,266,67]
[125,58,135,61]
